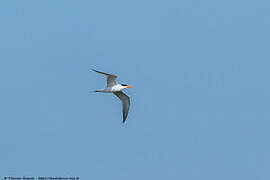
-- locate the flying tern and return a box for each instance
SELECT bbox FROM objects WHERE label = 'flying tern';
[92,69,134,123]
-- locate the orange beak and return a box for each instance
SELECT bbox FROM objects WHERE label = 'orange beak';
[126,85,134,88]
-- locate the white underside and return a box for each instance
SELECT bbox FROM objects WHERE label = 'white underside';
[94,84,126,93]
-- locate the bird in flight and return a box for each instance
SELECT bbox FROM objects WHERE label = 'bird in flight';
[92,69,134,123]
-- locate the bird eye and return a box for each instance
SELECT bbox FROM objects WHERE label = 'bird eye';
[121,84,127,86]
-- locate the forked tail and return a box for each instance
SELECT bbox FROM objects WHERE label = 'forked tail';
[92,89,110,93]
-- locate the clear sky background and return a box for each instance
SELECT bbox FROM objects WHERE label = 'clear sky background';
[0,0,269,179]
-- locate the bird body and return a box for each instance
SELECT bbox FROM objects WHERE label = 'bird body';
[94,84,126,92]
[92,69,133,123]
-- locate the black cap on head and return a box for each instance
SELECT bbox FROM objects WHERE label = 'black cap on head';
[121,84,128,86]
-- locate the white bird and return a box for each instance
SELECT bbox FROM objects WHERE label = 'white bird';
[92,69,134,123]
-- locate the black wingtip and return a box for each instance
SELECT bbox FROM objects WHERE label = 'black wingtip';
[122,116,127,124]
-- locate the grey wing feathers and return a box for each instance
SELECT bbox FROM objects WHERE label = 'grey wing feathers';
[113,91,130,123]
[92,69,118,87]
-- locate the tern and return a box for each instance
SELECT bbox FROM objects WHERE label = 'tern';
[92,69,134,123]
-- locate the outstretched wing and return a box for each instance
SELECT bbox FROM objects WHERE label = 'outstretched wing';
[92,69,118,88]
[113,91,130,123]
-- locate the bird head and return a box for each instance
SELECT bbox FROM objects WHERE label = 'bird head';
[121,84,134,88]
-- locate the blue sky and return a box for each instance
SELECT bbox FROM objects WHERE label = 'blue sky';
[0,0,270,179]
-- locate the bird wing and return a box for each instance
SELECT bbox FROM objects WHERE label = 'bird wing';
[92,69,118,88]
[113,91,130,123]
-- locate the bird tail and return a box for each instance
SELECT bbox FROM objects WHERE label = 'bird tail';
[92,89,108,93]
